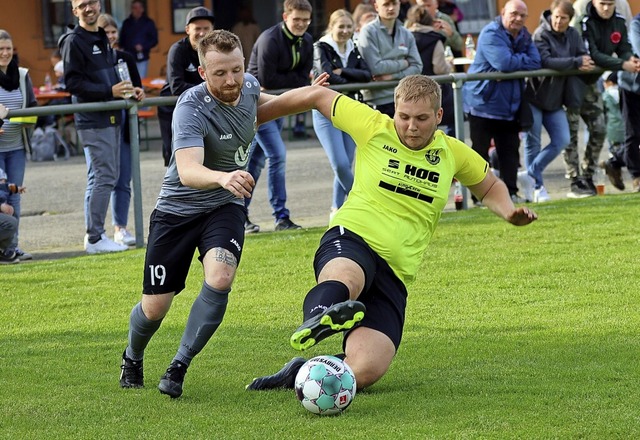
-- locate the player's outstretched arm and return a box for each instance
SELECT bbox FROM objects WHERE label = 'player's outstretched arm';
[257,72,337,125]
[468,170,538,226]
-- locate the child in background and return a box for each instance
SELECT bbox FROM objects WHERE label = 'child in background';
[50,49,65,89]
[0,105,17,263]
[599,71,626,190]
[0,165,25,264]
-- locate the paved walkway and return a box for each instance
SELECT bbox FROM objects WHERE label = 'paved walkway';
[18,124,630,260]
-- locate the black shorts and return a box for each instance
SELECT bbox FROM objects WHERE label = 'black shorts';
[314,226,407,350]
[142,203,246,295]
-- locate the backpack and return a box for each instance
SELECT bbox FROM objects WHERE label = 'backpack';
[31,126,71,162]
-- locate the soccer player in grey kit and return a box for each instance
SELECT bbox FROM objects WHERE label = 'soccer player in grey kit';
[119,30,296,398]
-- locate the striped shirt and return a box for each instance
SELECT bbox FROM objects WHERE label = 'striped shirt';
[0,87,25,152]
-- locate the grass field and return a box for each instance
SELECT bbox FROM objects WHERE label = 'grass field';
[2,194,639,439]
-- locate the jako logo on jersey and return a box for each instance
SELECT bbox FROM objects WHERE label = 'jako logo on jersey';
[383,145,397,153]
[425,149,441,165]
[388,159,400,169]
[92,45,102,55]
[229,238,241,252]
[220,134,232,140]
[186,63,197,72]
[405,165,440,183]
[235,143,250,166]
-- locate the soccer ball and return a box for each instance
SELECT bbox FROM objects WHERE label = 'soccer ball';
[294,355,356,415]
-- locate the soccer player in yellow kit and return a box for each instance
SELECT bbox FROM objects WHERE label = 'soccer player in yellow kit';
[248,74,538,390]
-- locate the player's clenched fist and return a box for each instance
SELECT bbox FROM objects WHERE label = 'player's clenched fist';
[221,170,255,199]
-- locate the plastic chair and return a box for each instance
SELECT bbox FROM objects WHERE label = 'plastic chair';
[138,107,157,151]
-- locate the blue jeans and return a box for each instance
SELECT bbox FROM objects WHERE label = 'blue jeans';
[245,118,289,219]
[524,104,569,188]
[312,110,355,209]
[0,148,26,249]
[111,131,131,228]
[136,60,149,79]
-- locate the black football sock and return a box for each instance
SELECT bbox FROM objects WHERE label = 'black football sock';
[126,302,163,361]
[173,282,230,366]
[302,280,350,322]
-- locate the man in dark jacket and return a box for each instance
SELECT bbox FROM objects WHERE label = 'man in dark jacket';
[119,0,158,78]
[585,4,640,192]
[157,7,214,166]
[614,13,640,192]
[567,0,640,195]
[244,0,314,232]
[60,0,142,254]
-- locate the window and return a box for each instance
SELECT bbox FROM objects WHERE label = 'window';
[42,0,111,48]
[455,0,496,35]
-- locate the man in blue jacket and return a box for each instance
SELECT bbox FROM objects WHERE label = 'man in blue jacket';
[119,0,158,78]
[463,0,541,203]
[60,0,142,253]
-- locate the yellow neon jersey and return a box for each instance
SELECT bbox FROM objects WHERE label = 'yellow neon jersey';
[329,95,488,284]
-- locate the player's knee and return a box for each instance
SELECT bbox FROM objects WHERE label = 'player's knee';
[204,248,238,290]
[352,363,387,390]
[141,293,173,321]
[205,271,235,291]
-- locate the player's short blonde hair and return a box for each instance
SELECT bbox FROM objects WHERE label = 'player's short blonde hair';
[394,75,442,112]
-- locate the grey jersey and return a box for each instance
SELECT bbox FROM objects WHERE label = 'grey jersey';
[156,74,261,215]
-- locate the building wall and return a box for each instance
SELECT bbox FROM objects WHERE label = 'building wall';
[0,0,215,87]
[1,0,639,89]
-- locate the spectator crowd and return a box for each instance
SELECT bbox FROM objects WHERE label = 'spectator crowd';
[2,0,640,262]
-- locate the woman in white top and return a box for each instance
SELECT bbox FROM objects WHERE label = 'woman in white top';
[312,10,372,216]
[0,29,37,261]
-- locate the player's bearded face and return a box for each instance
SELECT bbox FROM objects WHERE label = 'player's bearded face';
[394,98,443,150]
[201,48,245,105]
[209,74,243,103]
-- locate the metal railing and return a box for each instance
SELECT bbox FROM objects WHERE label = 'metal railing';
[7,68,602,246]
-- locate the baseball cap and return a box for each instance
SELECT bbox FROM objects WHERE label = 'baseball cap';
[186,7,215,26]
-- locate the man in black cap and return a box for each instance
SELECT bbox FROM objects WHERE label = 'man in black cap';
[157,6,214,165]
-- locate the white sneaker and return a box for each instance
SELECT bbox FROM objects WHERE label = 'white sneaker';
[114,229,136,246]
[517,170,535,202]
[85,233,128,254]
[533,186,551,203]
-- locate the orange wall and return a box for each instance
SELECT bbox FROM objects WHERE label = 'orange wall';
[1,0,639,88]
[0,1,213,86]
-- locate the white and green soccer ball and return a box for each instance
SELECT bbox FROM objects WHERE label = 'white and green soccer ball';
[294,355,356,415]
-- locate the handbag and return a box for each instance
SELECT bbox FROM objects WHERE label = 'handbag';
[516,92,533,132]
